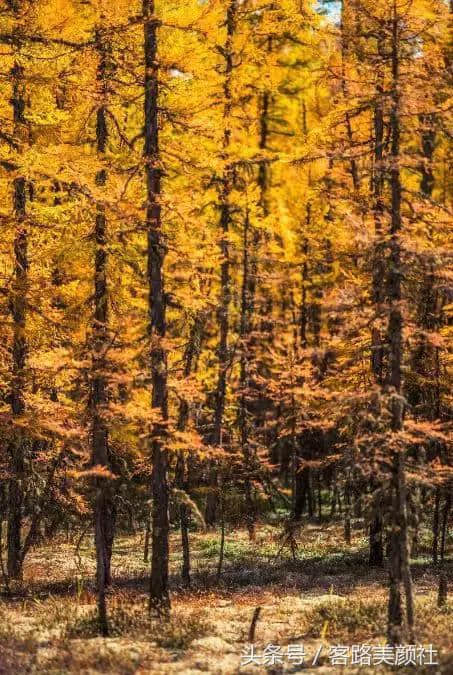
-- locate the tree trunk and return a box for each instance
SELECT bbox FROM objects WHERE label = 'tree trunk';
[8,13,28,580]
[205,0,237,527]
[300,225,309,350]
[369,514,384,566]
[294,464,313,521]
[143,507,151,563]
[340,0,360,191]
[440,491,451,563]
[368,30,386,569]
[317,471,322,521]
[387,3,414,644]
[432,486,440,564]
[239,209,256,539]
[143,0,170,616]
[176,312,206,587]
[91,25,116,637]
[371,33,386,312]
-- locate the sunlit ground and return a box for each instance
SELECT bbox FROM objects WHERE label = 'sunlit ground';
[0,521,451,673]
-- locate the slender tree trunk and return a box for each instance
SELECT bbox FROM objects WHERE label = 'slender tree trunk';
[8,173,27,581]
[368,30,387,570]
[216,496,226,583]
[239,209,256,539]
[300,214,309,351]
[371,31,386,336]
[317,471,322,521]
[340,0,360,191]
[91,25,116,637]
[176,312,206,586]
[440,491,451,563]
[143,507,151,563]
[387,4,414,644]
[143,0,170,615]
[205,0,237,527]
[432,486,440,564]
[8,8,28,580]
[437,570,448,607]
[369,512,384,566]
[410,112,438,416]
[179,486,191,588]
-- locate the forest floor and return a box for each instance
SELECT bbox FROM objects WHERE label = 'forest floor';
[0,520,451,674]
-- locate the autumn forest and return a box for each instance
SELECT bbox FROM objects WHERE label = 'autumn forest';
[0,0,451,672]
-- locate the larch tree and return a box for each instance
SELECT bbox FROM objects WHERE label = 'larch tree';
[142,0,171,615]
[91,6,117,636]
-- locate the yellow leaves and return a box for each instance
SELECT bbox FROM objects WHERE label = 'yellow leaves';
[403,420,450,444]
[168,429,204,455]
[26,106,70,129]
[108,398,163,427]
[69,464,116,481]
[171,373,204,406]
[426,457,453,485]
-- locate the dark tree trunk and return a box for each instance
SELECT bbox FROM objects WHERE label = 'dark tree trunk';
[369,480,384,567]
[419,113,435,198]
[8,174,27,581]
[340,0,360,191]
[143,0,170,615]
[369,45,387,581]
[432,486,440,564]
[437,570,447,607]
[300,226,309,350]
[206,0,237,527]
[294,194,312,522]
[258,88,270,213]
[409,112,438,418]
[371,34,386,313]
[387,4,414,644]
[143,508,151,563]
[294,465,312,521]
[440,491,451,563]
[91,26,116,637]
[179,485,191,588]
[369,36,386,575]
[8,22,28,580]
[369,514,384,566]
[344,511,351,545]
[176,312,206,587]
[239,209,256,539]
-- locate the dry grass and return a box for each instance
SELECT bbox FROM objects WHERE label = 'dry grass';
[0,522,451,673]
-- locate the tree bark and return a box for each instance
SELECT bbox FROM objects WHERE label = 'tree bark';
[369,35,386,573]
[91,24,116,637]
[369,512,384,566]
[440,491,451,563]
[176,311,206,587]
[143,0,170,615]
[387,3,414,644]
[340,0,360,191]
[7,5,28,580]
[205,0,237,527]
[432,486,440,564]
[239,209,256,539]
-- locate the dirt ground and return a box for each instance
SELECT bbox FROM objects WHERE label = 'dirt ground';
[0,521,451,674]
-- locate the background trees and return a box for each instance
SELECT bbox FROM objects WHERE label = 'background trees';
[0,0,451,644]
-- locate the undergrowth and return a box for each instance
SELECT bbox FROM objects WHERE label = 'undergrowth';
[66,601,211,649]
